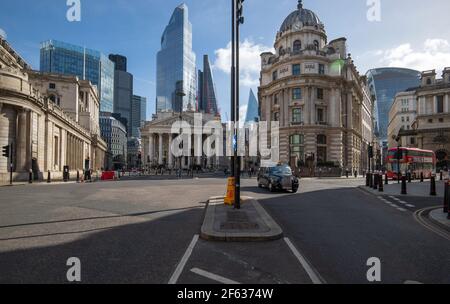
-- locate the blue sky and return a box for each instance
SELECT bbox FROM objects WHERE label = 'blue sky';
[1,0,450,121]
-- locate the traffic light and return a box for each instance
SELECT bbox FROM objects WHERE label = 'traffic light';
[2,145,10,158]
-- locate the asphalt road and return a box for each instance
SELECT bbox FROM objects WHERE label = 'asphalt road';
[0,176,449,284]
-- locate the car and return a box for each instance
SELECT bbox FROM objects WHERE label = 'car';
[257,164,299,193]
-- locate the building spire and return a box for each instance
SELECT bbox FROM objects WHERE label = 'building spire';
[298,0,303,9]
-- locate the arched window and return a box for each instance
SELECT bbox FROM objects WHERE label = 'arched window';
[426,78,432,85]
[293,40,302,52]
[313,40,319,50]
[279,47,284,56]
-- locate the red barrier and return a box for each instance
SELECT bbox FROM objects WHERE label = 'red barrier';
[101,171,115,181]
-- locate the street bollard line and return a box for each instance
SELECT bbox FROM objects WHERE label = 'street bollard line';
[168,234,199,284]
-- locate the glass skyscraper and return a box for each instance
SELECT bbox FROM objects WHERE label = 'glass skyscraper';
[156,3,197,113]
[109,54,133,131]
[197,55,219,116]
[367,68,421,143]
[40,40,115,113]
[245,89,259,124]
[131,95,147,138]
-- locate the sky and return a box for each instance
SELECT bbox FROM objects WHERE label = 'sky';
[1,0,450,121]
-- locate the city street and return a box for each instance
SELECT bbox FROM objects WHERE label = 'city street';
[0,176,448,284]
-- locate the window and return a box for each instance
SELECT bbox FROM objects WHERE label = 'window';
[274,94,278,105]
[49,83,56,89]
[292,88,302,100]
[317,88,324,100]
[401,117,405,122]
[272,70,278,81]
[317,147,327,163]
[410,137,416,145]
[317,108,325,123]
[292,108,303,123]
[273,112,280,122]
[317,135,327,145]
[426,78,432,85]
[437,96,444,113]
[318,64,325,75]
[293,40,302,52]
[292,64,301,76]
[313,40,319,50]
[279,47,284,56]
[290,134,305,162]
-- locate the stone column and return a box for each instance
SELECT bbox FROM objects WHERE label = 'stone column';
[149,134,154,165]
[168,134,174,168]
[158,134,163,165]
[16,109,29,172]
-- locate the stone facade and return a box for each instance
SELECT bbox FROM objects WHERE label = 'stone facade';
[258,2,373,176]
[387,68,450,169]
[141,112,225,170]
[0,37,107,182]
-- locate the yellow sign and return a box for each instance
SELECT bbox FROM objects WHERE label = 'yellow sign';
[224,177,235,205]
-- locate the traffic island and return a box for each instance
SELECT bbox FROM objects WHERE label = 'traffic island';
[201,196,283,242]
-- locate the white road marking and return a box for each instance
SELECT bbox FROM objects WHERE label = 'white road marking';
[405,204,416,208]
[284,237,324,284]
[190,268,241,285]
[168,234,199,284]
[396,207,408,212]
[404,280,423,284]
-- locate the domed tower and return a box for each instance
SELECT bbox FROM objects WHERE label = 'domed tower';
[275,0,326,57]
[258,0,373,176]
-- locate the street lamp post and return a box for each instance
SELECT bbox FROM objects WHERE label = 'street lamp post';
[231,0,245,209]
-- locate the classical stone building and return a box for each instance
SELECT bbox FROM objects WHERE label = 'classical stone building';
[258,1,373,175]
[141,111,225,170]
[0,37,107,182]
[387,68,450,169]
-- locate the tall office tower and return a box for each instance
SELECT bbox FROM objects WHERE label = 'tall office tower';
[131,95,147,138]
[156,3,197,113]
[197,55,219,116]
[109,54,133,131]
[366,68,421,157]
[40,40,115,112]
[244,89,259,123]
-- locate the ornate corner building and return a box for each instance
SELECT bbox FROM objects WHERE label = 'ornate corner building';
[258,1,373,176]
[0,37,107,182]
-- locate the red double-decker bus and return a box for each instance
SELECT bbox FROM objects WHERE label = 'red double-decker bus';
[386,148,436,180]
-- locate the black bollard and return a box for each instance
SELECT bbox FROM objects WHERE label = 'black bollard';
[430,175,436,196]
[408,172,412,183]
[373,173,379,190]
[369,173,373,188]
[401,175,407,195]
[77,170,80,183]
[378,174,384,192]
[385,174,389,185]
[440,171,443,181]
[28,169,33,184]
[444,181,449,214]
[47,170,51,183]
[420,172,424,183]
[366,173,370,187]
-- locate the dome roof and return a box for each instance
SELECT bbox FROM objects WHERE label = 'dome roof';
[279,1,323,33]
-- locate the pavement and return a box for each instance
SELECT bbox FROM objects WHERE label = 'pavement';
[200,196,283,242]
[429,208,450,228]
[360,179,446,198]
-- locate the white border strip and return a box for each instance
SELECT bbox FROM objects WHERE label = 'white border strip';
[168,234,199,284]
[190,268,241,284]
[284,237,324,284]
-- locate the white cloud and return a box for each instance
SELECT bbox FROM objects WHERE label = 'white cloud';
[0,28,7,39]
[213,39,273,87]
[374,38,450,73]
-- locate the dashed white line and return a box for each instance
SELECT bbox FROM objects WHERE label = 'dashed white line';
[168,234,199,284]
[284,237,324,284]
[190,268,241,284]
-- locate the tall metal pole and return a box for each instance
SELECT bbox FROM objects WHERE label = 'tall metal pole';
[230,0,236,180]
[235,0,241,209]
